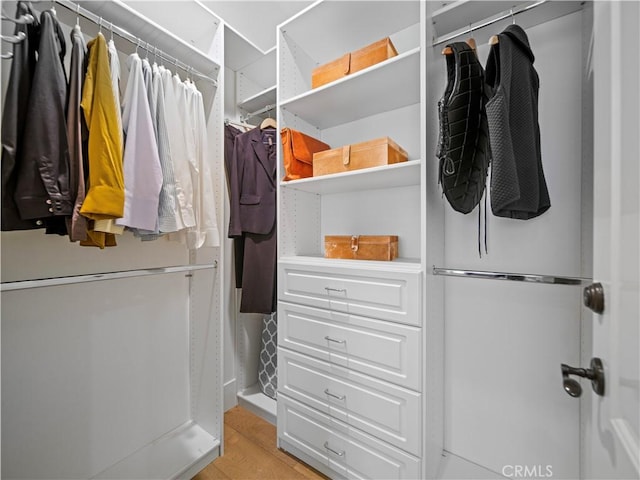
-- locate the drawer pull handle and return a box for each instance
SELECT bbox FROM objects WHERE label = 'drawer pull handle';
[324,389,346,401]
[324,287,346,294]
[324,441,345,457]
[324,336,346,344]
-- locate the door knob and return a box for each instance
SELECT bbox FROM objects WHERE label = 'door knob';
[583,282,605,313]
[561,357,605,397]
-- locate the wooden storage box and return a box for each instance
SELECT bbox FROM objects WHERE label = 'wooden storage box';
[325,235,399,261]
[311,37,398,89]
[313,136,408,177]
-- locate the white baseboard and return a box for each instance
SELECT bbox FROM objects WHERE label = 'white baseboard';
[223,378,237,412]
[436,451,506,479]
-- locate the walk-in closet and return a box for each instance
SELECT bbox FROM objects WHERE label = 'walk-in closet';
[1,1,638,479]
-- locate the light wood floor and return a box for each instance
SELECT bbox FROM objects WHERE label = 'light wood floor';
[193,406,329,480]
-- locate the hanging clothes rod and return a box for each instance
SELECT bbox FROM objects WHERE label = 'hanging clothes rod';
[432,0,548,47]
[241,103,276,122]
[53,0,217,85]
[1,263,217,292]
[432,267,587,286]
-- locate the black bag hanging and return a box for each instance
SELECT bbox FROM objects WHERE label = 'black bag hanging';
[436,42,490,215]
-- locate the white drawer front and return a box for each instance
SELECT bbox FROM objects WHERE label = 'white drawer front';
[278,260,422,326]
[278,301,421,390]
[278,394,421,480]
[279,349,421,455]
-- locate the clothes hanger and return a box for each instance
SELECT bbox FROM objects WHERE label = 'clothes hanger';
[225,118,254,132]
[1,31,26,43]
[442,24,476,55]
[1,12,35,24]
[466,24,477,53]
[489,8,516,46]
[259,108,277,130]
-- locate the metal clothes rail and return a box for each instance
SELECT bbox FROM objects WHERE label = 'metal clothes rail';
[432,267,588,286]
[1,263,217,292]
[241,103,276,123]
[54,0,217,85]
[432,0,548,47]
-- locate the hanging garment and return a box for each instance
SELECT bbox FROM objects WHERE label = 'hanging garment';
[131,57,159,238]
[485,24,550,219]
[91,37,125,237]
[80,32,124,248]
[436,41,490,215]
[1,1,40,231]
[151,63,179,234]
[107,38,123,134]
[185,81,220,248]
[15,9,71,235]
[161,66,195,230]
[224,124,245,289]
[229,127,277,314]
[66,24,89,242]
[116,52,162,231]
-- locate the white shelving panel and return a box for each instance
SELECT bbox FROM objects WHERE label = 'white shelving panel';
[281,161,421,196]
[82,0,220,79]
[238,85,276,115]
[1,2,225,479]
[223,24,267,72]
[93,422,219,480]
[276,2,433,478]
[237,384,277,425]
[431,0,584,45]
[280,0,419,64]
[281,48,420,129]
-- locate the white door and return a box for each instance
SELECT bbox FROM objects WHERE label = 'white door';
[589,1,640,478]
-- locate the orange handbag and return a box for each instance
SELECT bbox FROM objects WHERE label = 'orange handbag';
[281,128,330,181]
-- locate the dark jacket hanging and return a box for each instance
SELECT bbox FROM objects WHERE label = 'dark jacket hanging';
[224,124,245,289]
[229,126,277,314]
[14,9,72,234]
[1,1,41,231]
[485,24,550,219]
[436,41,490,215]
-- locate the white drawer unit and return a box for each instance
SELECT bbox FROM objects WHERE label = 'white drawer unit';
[279,349,421,455]
[278,301,421,390]
[278,394,421,480]
[278,258,422,326]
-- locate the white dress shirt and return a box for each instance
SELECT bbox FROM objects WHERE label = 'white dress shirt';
[116,53,163,231]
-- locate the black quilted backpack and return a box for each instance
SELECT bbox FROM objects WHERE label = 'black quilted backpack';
[436,42,490,215]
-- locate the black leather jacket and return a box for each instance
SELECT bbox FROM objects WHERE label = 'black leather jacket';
[1,1,41,231]
[13,9,72,232]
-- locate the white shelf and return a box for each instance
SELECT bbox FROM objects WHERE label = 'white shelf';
[280,0,419,64]
[281,160,420,195]
[238,85,277,114]
[281,47,420,129]
[431,0,584,45]
[279,255,422,272]
[78,0,220,80]
[224,24,267,72]
[92,422,219,479]
[238,384,277,425]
